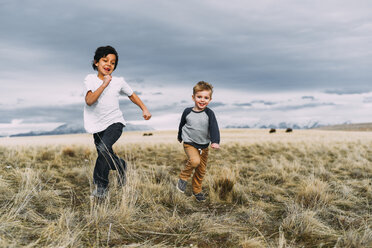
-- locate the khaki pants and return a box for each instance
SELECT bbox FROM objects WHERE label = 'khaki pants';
[179,144,209,194]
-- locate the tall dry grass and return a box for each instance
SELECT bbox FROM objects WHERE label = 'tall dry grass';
[0,130,371,247]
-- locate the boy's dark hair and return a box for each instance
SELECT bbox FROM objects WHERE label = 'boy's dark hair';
[92,46,119,71]
[193,81,213,96]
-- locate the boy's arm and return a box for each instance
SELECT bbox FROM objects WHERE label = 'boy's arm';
[128,93,152,120]
[177,108,190,142]
[85,75,111,106]
[207,108,220,148]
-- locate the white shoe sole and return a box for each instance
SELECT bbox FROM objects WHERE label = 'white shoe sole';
[176,184,185,194]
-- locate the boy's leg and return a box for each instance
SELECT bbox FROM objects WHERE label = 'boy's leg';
[93,123,125,188]
[191,147,209,194]
[179,144,201,181]
[117,158,127,186]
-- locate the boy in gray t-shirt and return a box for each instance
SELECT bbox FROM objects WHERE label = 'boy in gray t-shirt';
[176,81,220,202]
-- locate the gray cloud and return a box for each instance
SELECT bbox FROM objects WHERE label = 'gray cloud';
[363,97,372,103]
[324,89,371,95]
[251,100,277,106]
[127,78,145,84]
[232,100,334,111]
[0,100,143,124]
[234,100,277,107]
[1,1,372,93]
[2,0,372,132]
[0,99,188,127]
[234,103,252,107]
[274,102,335,111]
[302,96,315,100]
[208,102,226,108]
[0,104,84,124]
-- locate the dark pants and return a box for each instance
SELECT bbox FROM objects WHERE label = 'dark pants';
[93,122,126,188]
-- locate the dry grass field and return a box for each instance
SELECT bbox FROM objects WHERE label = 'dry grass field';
[0,129,371,247]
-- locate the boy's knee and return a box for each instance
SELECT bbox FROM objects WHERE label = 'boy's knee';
[189,158,200,168]
[97,143,112,155]
[96,143,106,153]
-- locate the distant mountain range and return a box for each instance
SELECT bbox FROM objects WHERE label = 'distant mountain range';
[224,121,372,131]
[225,121,326,129]
[6,121,369,138]
[9,123,154,137]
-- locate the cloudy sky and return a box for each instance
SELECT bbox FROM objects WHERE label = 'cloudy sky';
[1,0,372,135]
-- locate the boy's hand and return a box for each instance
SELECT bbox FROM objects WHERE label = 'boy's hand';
[102,75,112,87]
[143,109,152,120]
[211,143,220,149]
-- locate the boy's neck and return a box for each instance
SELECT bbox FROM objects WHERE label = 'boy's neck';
[97,72,112,80]
[97,73,104,80]
[192,107,206,112]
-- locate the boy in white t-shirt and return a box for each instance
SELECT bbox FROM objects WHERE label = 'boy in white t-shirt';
[84,45,151,199]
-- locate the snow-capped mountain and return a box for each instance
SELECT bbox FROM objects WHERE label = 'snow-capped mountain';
[225,120,351,129]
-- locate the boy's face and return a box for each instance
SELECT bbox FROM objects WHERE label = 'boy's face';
[95,54,116,79]
[192,90,212,111]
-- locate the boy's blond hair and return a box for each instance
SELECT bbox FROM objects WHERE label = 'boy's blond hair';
[193,81,213,96]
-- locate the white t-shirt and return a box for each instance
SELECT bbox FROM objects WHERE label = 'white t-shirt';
[83,74,133,133]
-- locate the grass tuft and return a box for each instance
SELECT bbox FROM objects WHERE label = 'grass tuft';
[62,147,76,157]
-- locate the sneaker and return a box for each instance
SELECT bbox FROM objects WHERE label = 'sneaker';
[176,179,187,193]
[193,192,206,202]
[92,185,108,199]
